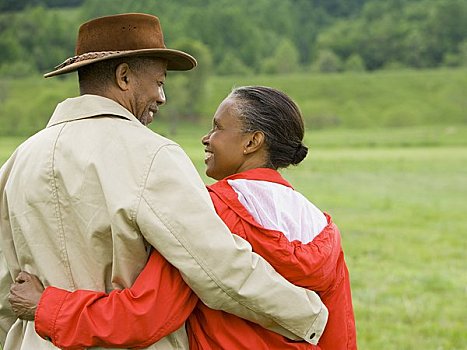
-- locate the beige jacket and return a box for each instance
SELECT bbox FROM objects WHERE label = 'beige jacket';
[0,95,327,350]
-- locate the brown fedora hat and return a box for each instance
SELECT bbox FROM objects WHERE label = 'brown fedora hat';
[44,13,197,78]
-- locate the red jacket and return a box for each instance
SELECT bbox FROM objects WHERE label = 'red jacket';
[35,168,356,350]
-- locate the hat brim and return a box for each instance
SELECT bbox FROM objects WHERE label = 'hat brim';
[44,48,197,78]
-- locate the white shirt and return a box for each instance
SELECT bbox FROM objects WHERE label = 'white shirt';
[228,179,327,244]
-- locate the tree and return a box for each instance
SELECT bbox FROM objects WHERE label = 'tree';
[459,40,467,66]
[159,39,212,133]
[0,6,78,75]
[311,50,342,73]
[217,53,252,76]
[0,0,84,11]
[2,0,467,77]
[261,39,301,74]
[344,53,366,72]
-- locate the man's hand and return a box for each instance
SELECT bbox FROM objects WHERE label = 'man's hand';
[9,271,45,321]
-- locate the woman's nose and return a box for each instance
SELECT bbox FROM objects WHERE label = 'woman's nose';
[201,133,210,146]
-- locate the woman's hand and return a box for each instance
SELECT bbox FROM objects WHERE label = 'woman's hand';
[9,271,45,321]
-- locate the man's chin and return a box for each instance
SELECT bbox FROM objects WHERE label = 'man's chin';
[147,111,155,125]
[139,113,153,126]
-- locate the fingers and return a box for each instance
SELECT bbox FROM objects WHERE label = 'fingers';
[9,280,26,298]
[9,273,44,321]
[15,271,33,283]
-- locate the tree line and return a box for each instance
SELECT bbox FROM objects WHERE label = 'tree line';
[0,0,466,77]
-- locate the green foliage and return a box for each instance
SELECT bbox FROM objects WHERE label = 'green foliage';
[0,6,79,76]
[443,39,467,67]
[0,61,36,78]
[459,40,467,66]
[261,39,300,74]
[344,53,366,72]
[316,0,467,70]
[311,50,343,73]
[155,39,212,130]
[1,0,467,75]
[0,0,84,12]
[217,53,253,76]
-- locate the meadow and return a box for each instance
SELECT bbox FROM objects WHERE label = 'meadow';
[1,69,466,349]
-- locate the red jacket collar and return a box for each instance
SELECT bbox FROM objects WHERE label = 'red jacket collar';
[216,168,293,189]
[207,168,333,239]
[207,168,297,230]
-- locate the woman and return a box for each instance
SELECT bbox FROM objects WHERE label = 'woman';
[10,86,356,349]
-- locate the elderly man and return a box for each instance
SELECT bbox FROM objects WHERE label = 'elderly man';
[0,13,327,349]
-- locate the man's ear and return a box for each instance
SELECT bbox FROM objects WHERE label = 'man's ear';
[244,131,265,154]
[115,63,131,91]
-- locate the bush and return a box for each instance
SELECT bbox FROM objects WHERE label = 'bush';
[344,53,366,72]
[260,39,301,74]
[216,53,253,76]
[311,50,342,73]
[0,61,37,78]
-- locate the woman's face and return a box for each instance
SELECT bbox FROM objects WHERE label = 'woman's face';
[201,97,252,180]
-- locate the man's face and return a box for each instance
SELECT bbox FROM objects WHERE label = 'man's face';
[128,59,167,126]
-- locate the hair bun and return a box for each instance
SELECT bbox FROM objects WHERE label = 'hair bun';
[292,143,308,165]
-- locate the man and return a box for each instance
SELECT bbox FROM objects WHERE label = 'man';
[0,13,327,349]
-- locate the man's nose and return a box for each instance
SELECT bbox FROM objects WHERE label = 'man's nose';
[157,86,166,105]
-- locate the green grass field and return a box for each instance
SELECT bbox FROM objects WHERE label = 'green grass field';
[2,124,466,349]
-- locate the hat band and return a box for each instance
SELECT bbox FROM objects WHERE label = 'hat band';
[54,50,130,70]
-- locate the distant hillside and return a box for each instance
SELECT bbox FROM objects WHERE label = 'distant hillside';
[0,68,465,136]
[198,68,467,129]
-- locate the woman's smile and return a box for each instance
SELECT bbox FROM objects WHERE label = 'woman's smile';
[204,150,214,163]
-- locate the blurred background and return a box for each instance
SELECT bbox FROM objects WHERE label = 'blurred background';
[0,1,466,349]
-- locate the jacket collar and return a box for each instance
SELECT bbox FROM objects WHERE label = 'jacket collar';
[47,94,139,127]
[221,168,293,189]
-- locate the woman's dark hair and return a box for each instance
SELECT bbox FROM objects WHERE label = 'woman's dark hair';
[229,86,308,169]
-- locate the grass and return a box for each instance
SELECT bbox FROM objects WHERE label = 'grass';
[2,125,466,349]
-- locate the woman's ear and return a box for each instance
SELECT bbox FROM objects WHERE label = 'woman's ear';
[115,63,131,91]
[244,131,265,155]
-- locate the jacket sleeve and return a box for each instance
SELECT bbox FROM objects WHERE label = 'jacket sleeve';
[237,216,341,293]
[136,144,328,345]
[0,155,21,347]
[0,248,16,347]
[35,249,198,350]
